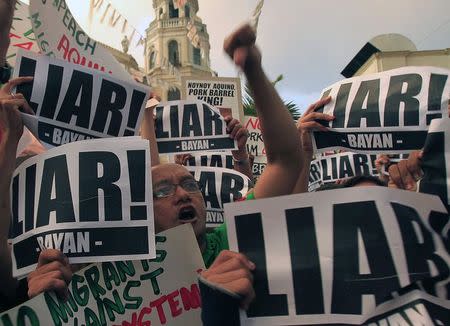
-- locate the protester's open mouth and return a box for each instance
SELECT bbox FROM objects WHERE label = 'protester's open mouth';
[178,206,197,223]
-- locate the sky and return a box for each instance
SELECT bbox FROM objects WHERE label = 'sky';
[23,0,450,111]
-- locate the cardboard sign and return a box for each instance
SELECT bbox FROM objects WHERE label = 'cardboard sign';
[419,118,450,213]
[187,166,251,228]
[313,66,450,154]
[182,76,244,121]
[13,50,149,147]
[29,0,132,81]
[9,137,155,278]
[225,187,450,325]
[184,151,235,170]
[155,100,237,154]
[308,152,379,191]
[6,1,40,64]
[244,116,266,157]
[1,225,204,326]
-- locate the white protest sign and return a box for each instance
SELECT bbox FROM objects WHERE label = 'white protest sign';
[252,155,267,181]
[182,76,244,121]
[9,137,155,278]
[13,50,149,148]
[1,224,204,326]
[225,187,450,325]
[244,116,265,157]
[29,0,132,81]
[155,100,237,154]
[6,1,40,64]
[308,152,379,191]
[313,66,450,154]
[419,118,450,213]
[188,166,251,228]
[184,151,234,170]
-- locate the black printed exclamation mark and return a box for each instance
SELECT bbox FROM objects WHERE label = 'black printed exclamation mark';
[124,90,147,136]
[219,97,223,106]
[426,74,447,125]
[127,150,147,220]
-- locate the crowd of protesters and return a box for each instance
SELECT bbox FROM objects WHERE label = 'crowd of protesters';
[1,1,449,325]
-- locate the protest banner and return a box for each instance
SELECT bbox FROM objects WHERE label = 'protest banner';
[252,155,267,181]
[184,151,235,170]
[244,116,265,157]
[225,187,450,325]
[1,224,204,326]
[312,66,450,154]
[155,100,237,154]
[308,152,379,191]
[29,0,132,81]
[419,118,450,213]
[182,76,244,121]
[9,137,155,278]
[6,1,40,65]
[188,166,251,227]
[12,50,149,148]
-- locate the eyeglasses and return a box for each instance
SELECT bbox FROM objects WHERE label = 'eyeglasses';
[153,179,201,198]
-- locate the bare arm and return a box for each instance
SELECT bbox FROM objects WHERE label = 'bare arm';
[224,24,301,198]
[292,96,333,193]
[225,116,253,180]
[140,97,160,167]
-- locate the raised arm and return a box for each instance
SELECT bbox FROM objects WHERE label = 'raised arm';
[140,96,161,167]
[224,116,253,180]
[0,78,34,304]
[224,24,301,198]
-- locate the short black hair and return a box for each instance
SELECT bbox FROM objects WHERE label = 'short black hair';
[315,175,386,191]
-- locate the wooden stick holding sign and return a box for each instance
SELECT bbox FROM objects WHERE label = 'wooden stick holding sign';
[313,66,450,154]
[187,166,251,228]
[9,137,155,278]
[155,100,237,154]
[225,187,449,325]
[12,50,149,148]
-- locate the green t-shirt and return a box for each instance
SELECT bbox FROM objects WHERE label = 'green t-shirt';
[202,223,229,268]
[201,191,256,268]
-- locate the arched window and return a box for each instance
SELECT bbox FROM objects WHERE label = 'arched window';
[185,5,190,18]
[193,47,201,65]
[168,40,180,66]
[168,87,180,101]
[149,51,156,69]
[169,2,179,18]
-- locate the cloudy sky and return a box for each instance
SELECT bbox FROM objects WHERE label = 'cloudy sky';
[24,0,450,111]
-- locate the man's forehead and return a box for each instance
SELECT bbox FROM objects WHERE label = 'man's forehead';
[152,164,193,183]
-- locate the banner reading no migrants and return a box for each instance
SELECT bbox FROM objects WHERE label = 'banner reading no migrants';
[225,187,450,325]
[155,100,237,154]
[29,0,133,81]
[313,66,450,154]
[1,225,204,326]
[13,50,149,148]
[9,137,155,278]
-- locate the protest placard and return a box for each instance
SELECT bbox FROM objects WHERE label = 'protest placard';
[308,152,379,191]
[182,76,244,121]
[184,151,235,170]
[312,66,450,154]
[9,137,155,278]
[188,166,251,227]
[225,187,450,325]
[6,1,40,65]
[252,155,267,181]
[29,0,132,81]
[155,100,237,154]
[419,118,450,213]
[244,116,265,157]
[1,224,204,326]
[12,50,149,148]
